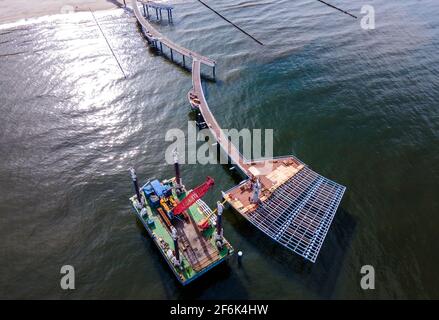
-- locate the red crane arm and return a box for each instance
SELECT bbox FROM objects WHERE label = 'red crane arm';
[173,177,215,215]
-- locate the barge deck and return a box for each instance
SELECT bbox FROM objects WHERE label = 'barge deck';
[130,176,233,285]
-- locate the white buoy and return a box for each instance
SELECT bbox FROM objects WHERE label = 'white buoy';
[237,250,243,266]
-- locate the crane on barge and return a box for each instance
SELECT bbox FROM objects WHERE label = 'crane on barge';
[128,149,233,285]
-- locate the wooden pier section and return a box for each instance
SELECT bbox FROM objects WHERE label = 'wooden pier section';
[132,0,216,71]
[190,59,346,263]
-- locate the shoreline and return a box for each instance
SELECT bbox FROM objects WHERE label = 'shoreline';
[0,0,124,25]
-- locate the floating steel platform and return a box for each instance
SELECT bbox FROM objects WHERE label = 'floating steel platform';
[224,166,345,262]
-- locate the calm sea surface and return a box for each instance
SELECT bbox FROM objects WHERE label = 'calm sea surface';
[1,0,438,299]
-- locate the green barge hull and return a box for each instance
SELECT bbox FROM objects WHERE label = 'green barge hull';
[130,178,233,285]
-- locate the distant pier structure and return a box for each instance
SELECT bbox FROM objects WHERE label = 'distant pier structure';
[132,0,216,77]
[140,1,174,22]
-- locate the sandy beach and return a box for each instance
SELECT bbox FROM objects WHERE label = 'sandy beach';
[0,0,124,24]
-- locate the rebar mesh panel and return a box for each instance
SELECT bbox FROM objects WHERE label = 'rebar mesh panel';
[246,166,345,263]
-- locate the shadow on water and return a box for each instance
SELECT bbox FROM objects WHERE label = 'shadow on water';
[226,205,357,299]
[176,262,248,299]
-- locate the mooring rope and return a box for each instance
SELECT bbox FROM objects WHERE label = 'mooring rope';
[316,0,357,19]
[197,0,264,46]
[90,9,127,79]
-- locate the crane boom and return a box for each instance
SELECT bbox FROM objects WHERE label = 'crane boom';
[173,177,214,215]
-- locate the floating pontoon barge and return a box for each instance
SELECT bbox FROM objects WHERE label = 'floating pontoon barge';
[129,167,233,285]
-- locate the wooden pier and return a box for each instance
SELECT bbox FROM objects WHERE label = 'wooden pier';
[190,59,346,263]
[132,0,216,73]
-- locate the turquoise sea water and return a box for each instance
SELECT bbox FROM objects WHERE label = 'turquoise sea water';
[0,0,438,298]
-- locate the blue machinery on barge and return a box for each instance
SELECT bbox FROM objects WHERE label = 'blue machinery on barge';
[131,0,346,263]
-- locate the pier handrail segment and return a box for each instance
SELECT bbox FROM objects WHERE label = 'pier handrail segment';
[192,60,248,173]
[140,1,173,10]
[132,0,216,67]
[192,60,301,176]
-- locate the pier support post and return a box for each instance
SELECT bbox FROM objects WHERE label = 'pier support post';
[129,168,143,206]
[250,178,261,204]
[173,149,182,191]
[171,226,181,264]
[212,66,216,79]
[156,8,159,20]
[216,201,223,236]
[170,48,174,61]
[183,55,185,67]
[215,201,224,249]
[143,4,146,17]
[146,5,149,18]
[159,9,162,20]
